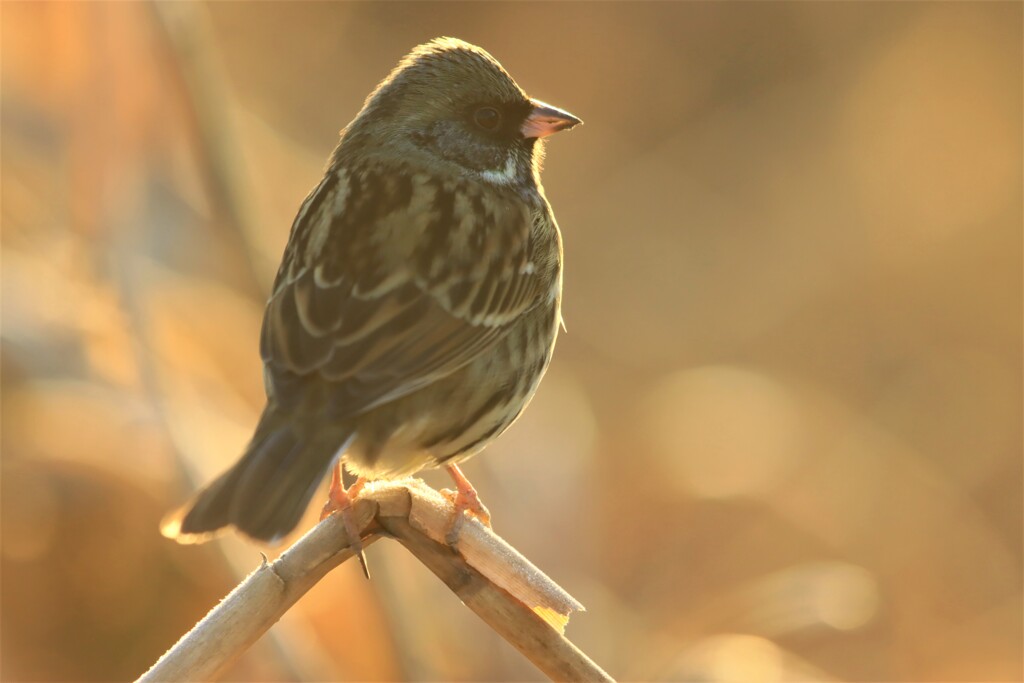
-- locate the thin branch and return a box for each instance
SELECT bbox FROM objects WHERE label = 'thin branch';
[138,480,613,683]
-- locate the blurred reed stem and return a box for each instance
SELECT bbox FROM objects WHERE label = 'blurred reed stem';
[148,1,267,298]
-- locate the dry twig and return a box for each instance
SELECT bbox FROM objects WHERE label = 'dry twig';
[138,480,613,682]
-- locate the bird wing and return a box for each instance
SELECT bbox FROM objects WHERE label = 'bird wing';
[259,163,550,418]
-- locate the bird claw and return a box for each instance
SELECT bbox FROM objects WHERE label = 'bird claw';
[321,467,370,579]
[440,478,492,548]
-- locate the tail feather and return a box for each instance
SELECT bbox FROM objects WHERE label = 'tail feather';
[162,411,348,544]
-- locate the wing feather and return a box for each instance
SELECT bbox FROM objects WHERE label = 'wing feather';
[260,162,549,419]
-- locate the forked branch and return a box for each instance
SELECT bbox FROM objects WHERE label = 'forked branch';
[137,480,613,682]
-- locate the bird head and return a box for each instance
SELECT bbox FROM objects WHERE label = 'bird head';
[339,37,581,188]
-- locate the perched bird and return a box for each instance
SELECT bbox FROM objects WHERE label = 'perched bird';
[161,37,580,569]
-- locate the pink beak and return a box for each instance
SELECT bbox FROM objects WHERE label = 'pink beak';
[520,99,582,139]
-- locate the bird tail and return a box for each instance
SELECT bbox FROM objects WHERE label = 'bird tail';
[161,409,349,544]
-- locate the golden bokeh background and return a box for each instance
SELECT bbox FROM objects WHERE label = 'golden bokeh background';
[2,3,1021,681]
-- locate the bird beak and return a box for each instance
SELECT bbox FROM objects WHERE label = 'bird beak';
[521,99,582,139]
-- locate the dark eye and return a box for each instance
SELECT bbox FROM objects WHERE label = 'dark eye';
[472,106,502,132]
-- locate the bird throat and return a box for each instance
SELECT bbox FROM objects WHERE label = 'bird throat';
[478,155,520,185]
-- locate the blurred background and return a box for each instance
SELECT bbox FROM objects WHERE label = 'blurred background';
[2,2,1021,681]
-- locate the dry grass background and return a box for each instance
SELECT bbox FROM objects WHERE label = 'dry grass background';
[2,2,1021,681]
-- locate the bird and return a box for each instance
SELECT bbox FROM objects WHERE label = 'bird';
[161,37,581,574]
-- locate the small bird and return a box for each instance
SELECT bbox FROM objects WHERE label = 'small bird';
[161,37,580,570]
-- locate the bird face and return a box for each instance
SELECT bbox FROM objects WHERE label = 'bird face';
[415,97,537,182]
[340,38,581,189]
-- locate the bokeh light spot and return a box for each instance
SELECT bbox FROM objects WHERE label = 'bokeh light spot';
[642,366,804,499]
[813,563,880,631]
[704,634,784,683]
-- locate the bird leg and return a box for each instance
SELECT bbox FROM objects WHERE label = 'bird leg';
[320,463,370,579]
[441,464,492,547]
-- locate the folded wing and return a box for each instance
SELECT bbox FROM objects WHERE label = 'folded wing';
[260,164,546,418]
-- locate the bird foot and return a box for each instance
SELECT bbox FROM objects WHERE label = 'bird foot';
[441,464,492,547]
[320,467,370,579]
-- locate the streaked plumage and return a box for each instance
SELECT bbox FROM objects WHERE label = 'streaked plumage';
[162,37,580,544]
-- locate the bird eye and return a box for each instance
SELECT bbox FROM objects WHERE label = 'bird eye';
[473,106,502,132]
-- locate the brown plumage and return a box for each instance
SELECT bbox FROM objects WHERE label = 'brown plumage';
[162,37,580,545]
